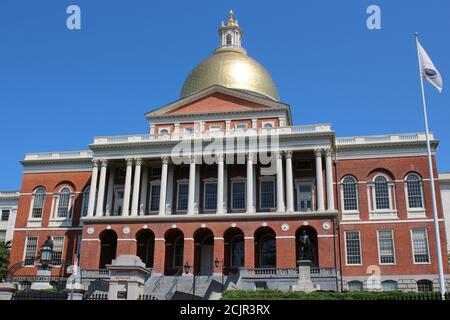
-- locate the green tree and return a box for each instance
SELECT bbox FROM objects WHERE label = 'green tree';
[0,241,11,282]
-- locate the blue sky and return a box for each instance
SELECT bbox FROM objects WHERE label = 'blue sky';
[0,0,449,190]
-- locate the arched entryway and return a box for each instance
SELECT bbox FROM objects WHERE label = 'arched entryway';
[164,228,184,275]
[136,229,155,268]
[254,227,276,268]
[99,230,117,268]
[224,228,244,274]
[295,226,318,267]
[194,228,214,275]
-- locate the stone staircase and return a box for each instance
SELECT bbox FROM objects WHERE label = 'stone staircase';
[145,273,236,300]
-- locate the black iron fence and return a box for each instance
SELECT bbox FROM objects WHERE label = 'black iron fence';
[12,289,68,300]
[138,294,158,300]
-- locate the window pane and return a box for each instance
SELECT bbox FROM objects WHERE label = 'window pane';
[32,189,45,218]
[412,229,430,263]
[52,237,64,265]
[1,210,9,221]
[177,184,188,211]
[378,230,395,264]
[260,181,275,209]
[57,188,70,218]
[343,177,358,211]
[345,231,361,265]
[82,187,90,217]
[231,235,244,267]
[382,280,398,291]
[232,181,246,209]
[150,184,160,212]
[260,235,276,267]
[24,237,38,266]
[348,281,363,291]
[417,280,433,292]
[374,176,390,210]
[406,174,423,208]
[173,238,184,267]
[204,182,217,210]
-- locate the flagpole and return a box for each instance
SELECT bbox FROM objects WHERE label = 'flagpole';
[414,32,446,299]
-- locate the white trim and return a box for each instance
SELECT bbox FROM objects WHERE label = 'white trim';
[340,218,444,225]
[275,236,295,239]
[203,178,218,212]
[117,238,137,241]
[410,228,431,265]
[376,229,396,265]
[259,176,276,210]
[23,236,39,266]
[82,238,100,242]
[317,234,336,238]
[51,236,65,267]
[230,179,246,210]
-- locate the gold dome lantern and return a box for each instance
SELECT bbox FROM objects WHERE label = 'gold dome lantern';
[180,11,279,101]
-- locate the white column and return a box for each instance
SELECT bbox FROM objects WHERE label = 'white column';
[139,164,148,215]
[276,152,285,213]
[87,159,99,217]
[105,167,116,216]
[95,159,108,216]
[285,151,294,212]
[223,165,228,213]
[325,148,335,211]
[217,154,224,214]
[187,155,196,215]
[122,158,133,216]
[131,158,142,216]
[159,156,169,215]
[246,153,254,213]
[166,163,174,214]
[315,149,325,211]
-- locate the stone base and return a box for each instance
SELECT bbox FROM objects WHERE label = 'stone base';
[0,283,17,300]
[291,281,316,293]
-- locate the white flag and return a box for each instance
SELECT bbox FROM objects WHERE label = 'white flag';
[418,41,443,93]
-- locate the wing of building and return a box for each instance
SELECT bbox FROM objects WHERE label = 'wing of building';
[8,11,450,297]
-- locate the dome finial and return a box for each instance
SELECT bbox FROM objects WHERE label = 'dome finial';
[226,9,237,27]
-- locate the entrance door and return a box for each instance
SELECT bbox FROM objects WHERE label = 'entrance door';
[200,245,213,275]
[114,187,124,215]
[296,181,314,212]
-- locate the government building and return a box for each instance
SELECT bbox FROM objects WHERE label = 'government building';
[7,11,450,298]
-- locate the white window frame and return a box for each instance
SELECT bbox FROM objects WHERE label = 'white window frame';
[340,176,360,217]
[259,176,276,210]
[52,186,74,220]
[203,178,218,212]
[148,180,161,213]
[410,229,431,265]
[80,186,90,218]
[261,120,275,129]
[344,230,362,266]
[230,178,246,210]
[51,236,65,267]
[158,127,171,135]
[28,187,46,224]
[368,174,398,220]
[176,179,189,212]
[234,123,248,130]
[376,229,396,265]
[173,236,184,268]
[23,236,39,267]
[404,173,426,218]
[295,179,315,212]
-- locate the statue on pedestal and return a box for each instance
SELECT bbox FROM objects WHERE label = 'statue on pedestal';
[298,230,312,262]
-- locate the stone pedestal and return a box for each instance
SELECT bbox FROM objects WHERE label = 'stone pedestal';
[291,260,316,293]
[66,274,86,300]
[30,269,53,290]
[0,283,16,300]
[107,255,151,300]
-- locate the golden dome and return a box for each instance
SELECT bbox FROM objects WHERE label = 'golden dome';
[180,11,279,101]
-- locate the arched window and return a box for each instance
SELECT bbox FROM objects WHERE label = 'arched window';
[173,236,184,268]
[230,235,244,268]
[263,123,273,129]
[417,279,433,292]
[259,234,276,268]
[374,176,390,210]
[31,188,45,219]
[226,34,232,45]
[382,280,398,291]
[342,176,358,211]
[405,173,424,209]
[347,280,363,291]
[160,129,169,134]
[81,186,90,217]
[56,187,71,218]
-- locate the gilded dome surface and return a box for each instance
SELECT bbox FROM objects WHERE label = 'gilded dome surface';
[180,48,279,101]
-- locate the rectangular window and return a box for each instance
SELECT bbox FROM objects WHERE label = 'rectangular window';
[149,184,160,212]
[209,125,221,131]
[297,160,312,171]
[51,236,64,265]
[24,236,38,266]
[177,183,189,211]
[151,167,162,177]
[411,229,430,263]
[204,182,217,211]
[1,209,9,221]
[260,180,275,209]
[378,230,395,264]
[184,127,194,134]
[345,231,362,265]
[231,181,246,209]
[235,123,248,130]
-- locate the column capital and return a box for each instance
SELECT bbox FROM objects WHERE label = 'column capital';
[216,153,224,163]
[324,148,333,157]
[100,159,108,167]
[135,158,143,166]
[161,155,169,165]
[190,155,197,164]
[285,150,293,159]
[314,149,323,157]
[276,151,283,159]
[92,159,100,168]
[246,152,254,162]
[125,158,134,166]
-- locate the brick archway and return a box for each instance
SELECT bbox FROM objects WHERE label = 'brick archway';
[136,229,155,268]
[164,228,184,275]
[223,227,244,274]
[194,228,214,275]
[295,226,318,267]
[99,229,117,269]
[254,227,276,268]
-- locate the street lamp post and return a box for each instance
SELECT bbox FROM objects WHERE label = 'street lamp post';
[40,237,54,271]
[214,257,224,292]
[184,261,196,298]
